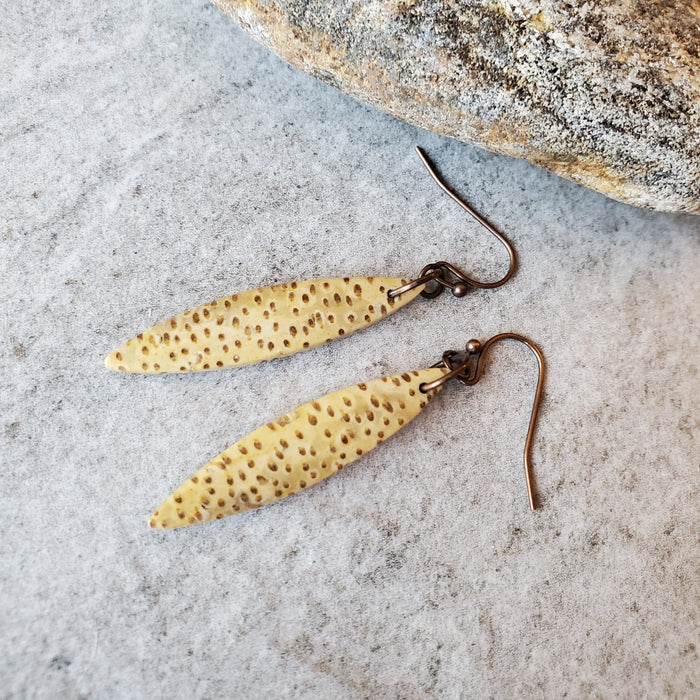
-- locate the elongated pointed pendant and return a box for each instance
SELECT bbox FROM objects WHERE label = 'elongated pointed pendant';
[105,277,423,373]
[149,367,445,528]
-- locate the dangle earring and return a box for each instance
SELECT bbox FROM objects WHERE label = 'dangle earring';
[105,148,516,373]
[149,333,544,529]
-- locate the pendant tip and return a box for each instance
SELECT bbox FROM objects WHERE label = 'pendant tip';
[148,499,183,530]
[104,349,123,371]
[148,492,205,530]
[104,343,140,372]
[148,512,181,530]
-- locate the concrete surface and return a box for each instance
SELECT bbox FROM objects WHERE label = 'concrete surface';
[2,1,698,697]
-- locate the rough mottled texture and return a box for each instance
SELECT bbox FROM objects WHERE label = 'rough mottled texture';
[214,0,700,213]
[106,276,421,372]
[2,1,700,698]
[151,368,443,527]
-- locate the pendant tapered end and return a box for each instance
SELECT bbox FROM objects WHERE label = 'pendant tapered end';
[104,346,129,372]
[104,337,172,373]
[148,495,193,530]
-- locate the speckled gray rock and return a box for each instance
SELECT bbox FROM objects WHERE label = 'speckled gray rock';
[213,0,700,214]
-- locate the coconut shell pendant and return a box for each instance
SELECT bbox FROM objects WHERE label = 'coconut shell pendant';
[105,277,423,373]
[149,368,446,528]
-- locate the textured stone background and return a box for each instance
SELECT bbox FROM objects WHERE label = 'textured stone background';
[2,1,699,697]
[214,0,700,213]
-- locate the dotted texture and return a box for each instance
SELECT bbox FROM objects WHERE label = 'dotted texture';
[105,277,422,372]
[150,367,446,528]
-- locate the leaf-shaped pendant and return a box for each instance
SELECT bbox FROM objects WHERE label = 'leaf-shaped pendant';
[106,277,423,373]
[149,367,445,528]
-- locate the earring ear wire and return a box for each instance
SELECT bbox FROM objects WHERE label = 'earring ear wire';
[388,147,516,299]
[420,333,544,510]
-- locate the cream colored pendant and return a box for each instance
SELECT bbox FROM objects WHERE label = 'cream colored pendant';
[149,367,446,528]
[105,277,423,373]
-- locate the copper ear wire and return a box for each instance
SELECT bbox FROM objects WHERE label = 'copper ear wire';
[388,147,517,300]
[420,334,545,511]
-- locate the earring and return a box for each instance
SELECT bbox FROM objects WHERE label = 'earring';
[105,148,516,373]
[149,333,544,529]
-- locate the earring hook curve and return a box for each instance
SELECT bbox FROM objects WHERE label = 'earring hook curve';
[414,146,517,290]
[420,333,545,510]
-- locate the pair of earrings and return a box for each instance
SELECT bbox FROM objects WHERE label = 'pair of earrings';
[106,148,545,529]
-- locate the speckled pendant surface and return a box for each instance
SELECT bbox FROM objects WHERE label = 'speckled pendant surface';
[105,277,422,373]
[150,367,445,528]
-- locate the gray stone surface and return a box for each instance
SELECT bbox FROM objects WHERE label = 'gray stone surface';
[1,1,699,697]
[215,0,700,214]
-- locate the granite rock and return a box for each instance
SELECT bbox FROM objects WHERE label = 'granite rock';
[213,0,700,213]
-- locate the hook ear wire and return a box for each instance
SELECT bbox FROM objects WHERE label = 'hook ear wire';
[462,333,545,510]
[414,146,516,290]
